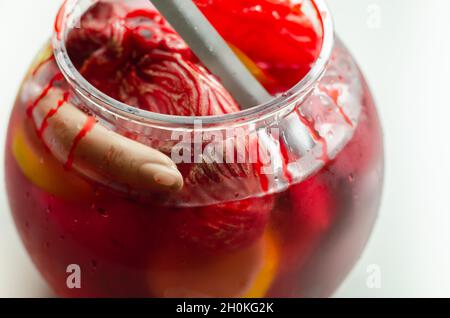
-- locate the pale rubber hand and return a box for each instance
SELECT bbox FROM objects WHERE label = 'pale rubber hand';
[30,88,184,193]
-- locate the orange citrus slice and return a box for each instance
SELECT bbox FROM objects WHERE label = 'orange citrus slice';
[11,124,93,201]
[244,229,279,298]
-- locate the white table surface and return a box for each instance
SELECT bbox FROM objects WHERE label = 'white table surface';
[1,0,449,298]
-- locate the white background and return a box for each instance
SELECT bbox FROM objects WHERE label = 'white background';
[0,0,449,297]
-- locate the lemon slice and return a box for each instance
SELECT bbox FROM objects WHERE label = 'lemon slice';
[244,230,279,298]
[11,124,93,201]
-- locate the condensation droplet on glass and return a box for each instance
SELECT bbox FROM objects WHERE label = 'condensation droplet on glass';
[348,174,355,183]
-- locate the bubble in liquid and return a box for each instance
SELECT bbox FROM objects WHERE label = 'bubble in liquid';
[97,207,109,218]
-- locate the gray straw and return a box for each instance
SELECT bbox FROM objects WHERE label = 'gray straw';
[150,0,272,108]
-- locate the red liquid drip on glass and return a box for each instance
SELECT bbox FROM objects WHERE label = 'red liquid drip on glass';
[38,91,70,138]
[279,143,294,184]
[254,138,269,192]
[27,73,64,118]
[64,116,96,170]
[54,0,68,41]
[295,109,329,163]
[337,105,353,127]
[328,88,353,127]
[32,55,55,77]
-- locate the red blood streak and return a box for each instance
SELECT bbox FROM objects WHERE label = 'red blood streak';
[64,116,96,170]
[27,72,64,118]
[295,109,329,163]
[32,55,55,77]
[54,0,68,40]
[328,88,353,127]
[280,143,294,184]
[38,91,71,137]
[254,138,269,192]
